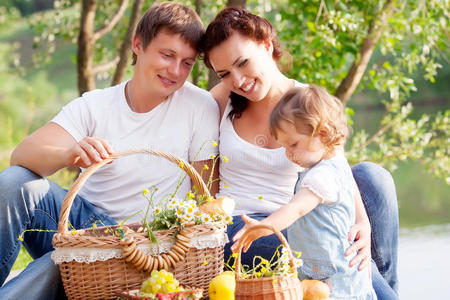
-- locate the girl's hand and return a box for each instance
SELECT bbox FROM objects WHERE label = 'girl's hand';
[345,221,372,271]
[230,214,261,253]
[67,136,114,168]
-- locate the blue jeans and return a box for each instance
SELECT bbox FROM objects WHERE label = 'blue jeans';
[0,166,116,300]
[225,162,399,300]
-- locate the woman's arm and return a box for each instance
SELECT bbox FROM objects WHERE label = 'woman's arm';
[231,187,321,252]
[345,180,372,271]
[10,122,113,177]
[210,82,230,120]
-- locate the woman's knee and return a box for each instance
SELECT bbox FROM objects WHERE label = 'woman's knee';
[352,162,397,209]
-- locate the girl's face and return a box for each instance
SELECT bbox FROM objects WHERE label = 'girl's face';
[275,120,326,169]
[208,32,276,102]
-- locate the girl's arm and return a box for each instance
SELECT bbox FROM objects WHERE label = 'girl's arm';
[231,187,322,253]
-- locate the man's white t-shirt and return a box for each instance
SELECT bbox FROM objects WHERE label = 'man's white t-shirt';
[52,81,219,222]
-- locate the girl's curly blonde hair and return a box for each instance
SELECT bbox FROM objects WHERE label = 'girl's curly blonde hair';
[269,85,350,153]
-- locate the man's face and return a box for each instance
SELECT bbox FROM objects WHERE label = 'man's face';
[133,29,197,100]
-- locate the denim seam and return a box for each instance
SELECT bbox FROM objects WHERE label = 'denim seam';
[365,194,386,274]
[0,219,30,268]
[34,208,59,228]
[81,215,99,228]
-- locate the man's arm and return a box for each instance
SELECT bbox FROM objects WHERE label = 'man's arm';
[10,122,112,177]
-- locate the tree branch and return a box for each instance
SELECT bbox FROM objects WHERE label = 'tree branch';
[335,0,396,104]
[112,0,144,85]
[93,0,129,41]
[93,56,120,74]
[353,118,396,153]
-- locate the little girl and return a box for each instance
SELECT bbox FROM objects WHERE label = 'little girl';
[232,85,377,299]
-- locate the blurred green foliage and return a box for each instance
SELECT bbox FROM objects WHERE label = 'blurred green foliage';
[0,0,448,226]
[1,0,448,273]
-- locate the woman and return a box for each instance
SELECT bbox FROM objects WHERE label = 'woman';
[201,7,399,299]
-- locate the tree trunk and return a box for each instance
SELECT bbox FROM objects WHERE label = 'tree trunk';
[334,0,395,104]
[227,0,246,7]
[111,0,144,85]
[77,0,97,95]
[191,0,202,86]
[207,0,247,90]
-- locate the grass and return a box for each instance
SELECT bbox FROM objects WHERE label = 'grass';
[12,246,32,271]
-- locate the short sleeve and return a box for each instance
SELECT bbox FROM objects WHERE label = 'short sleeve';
[300,165,339,204]
[51,96,92,142]
[188,93,220,162]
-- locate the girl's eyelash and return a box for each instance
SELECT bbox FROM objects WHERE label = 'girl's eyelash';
[238,59,248,67]
[219,72,229,79]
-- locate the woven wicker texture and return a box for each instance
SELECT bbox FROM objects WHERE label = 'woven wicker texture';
[235,224,303,300]
[52,149,224,300]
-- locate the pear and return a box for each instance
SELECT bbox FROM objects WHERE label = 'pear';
[199,196,235,216]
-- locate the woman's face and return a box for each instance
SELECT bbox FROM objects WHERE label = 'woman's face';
[208,32,276,102]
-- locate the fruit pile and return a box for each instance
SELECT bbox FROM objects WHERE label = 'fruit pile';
[130,270,202,300]
[140,270,182,296]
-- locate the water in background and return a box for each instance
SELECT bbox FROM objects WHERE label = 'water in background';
[354,107,450,299]
[399,224,450,299]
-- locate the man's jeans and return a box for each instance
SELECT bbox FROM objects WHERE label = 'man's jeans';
[0,166,116,300]
[225,162,399,300]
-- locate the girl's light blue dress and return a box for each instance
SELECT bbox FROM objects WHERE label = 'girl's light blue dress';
[289,153,377,299]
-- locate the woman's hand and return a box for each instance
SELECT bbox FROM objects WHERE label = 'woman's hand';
[67,136,114,168]
[230,214,262,253]
[345,220,372,272]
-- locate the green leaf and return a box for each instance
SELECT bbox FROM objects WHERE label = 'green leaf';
[306,21,316,32]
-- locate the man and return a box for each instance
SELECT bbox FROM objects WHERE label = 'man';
[0,2,219,299]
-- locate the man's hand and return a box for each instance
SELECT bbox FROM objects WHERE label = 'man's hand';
[345,221,372,272]
[67,136,114,168]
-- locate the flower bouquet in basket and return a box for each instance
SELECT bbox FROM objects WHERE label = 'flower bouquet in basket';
[47,148,234,300]
[232,224,304,300]
[231,224,331,300]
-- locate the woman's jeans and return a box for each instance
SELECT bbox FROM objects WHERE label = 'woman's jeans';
[225,162,399,300]
[0,166,116,300]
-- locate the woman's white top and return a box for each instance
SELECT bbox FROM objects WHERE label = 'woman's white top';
[216,81,306,216]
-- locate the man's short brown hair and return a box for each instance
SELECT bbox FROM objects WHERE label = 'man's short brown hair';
[132,2,204,65]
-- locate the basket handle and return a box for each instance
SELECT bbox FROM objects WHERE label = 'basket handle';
[235,224,297,278]
[57,149,211,235]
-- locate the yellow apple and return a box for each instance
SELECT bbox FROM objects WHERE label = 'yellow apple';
[209,271,236,300]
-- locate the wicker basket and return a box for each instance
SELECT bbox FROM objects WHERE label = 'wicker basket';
[51,149,225,300]
[234,224,302,300]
